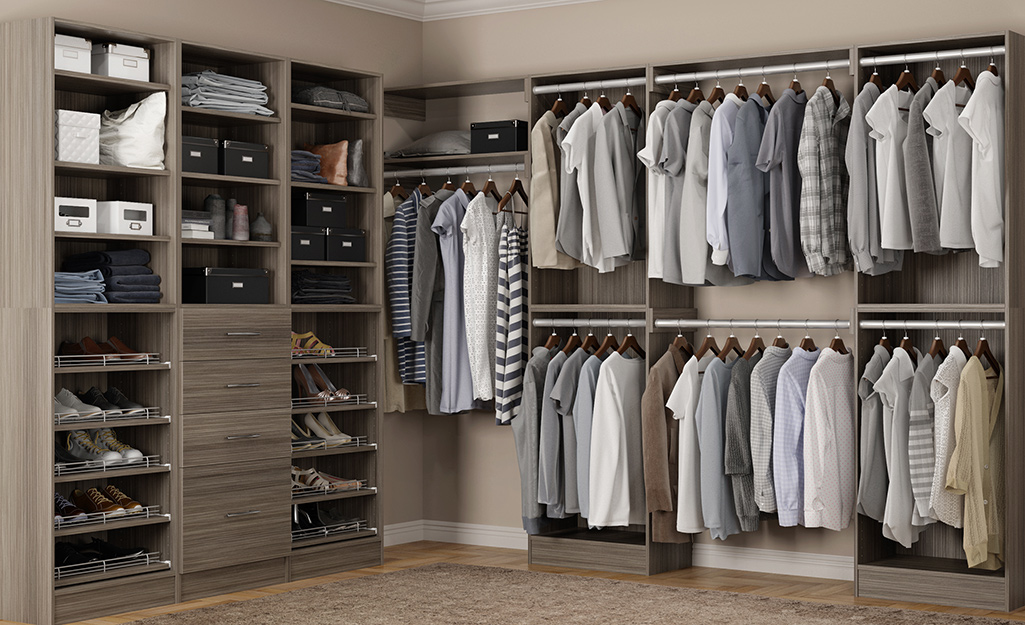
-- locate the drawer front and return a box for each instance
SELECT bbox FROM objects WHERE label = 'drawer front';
[182,359,290,414]
[290,538,382,581]
[182,308,290,361]
[55,572,175,624]
[182,409,290,466]
[182,459,291,572]
[181,558,288,601]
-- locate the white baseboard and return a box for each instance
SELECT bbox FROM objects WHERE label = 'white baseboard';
[383,520,853,580]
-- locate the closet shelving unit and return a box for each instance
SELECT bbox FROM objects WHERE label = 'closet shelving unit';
[0,17,385,625]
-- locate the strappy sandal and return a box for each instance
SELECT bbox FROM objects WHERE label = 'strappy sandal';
[291,331,335,357]
[308,364,350,400]
[293,364,334,401]
[294,467,334,490]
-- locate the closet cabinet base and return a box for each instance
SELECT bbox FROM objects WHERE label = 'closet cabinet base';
[289,537,382,581]
[857,563,1006,611]
[54,571,176,625]
[530,532,654,576]
[181,558,289,602]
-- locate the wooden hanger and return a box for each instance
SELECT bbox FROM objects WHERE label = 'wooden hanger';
[389,181,409,201]
[562,331,582,355]
[987,53,999,76]
[594,332,619,359]
[789,66,803,95]
[417,177,432,197]
[895,62,919,93]
[878,331,893,355]
[954,322,971,357]
[953,55,976,89]
[756,71,775,105]
[596,82,612,113]
[732,78,749,101]
[772,328,789,349]
[693,328,720,360]
[930,54,946,86]
[899,327,917,367]
[821,67,840,108]
[581,331,600,354]
[459,172,476,196]
[668,84,682,102]
[799,321,816,351]
[441,175,456,192]
[974,335,1000,375]
[743,331,765,361]
[686,82,705,104]
[579,92,593,108]
[482,173,503,203]
[828,322,847,354]
[928,334,947,359]
[617,332,645,359]
[498,176,529,214]
[621,89,642,117]
[672,325,693,358]
[551,95,570,118]
[543,332,560,350]
[718,323,744,362]
[707,72,725,104]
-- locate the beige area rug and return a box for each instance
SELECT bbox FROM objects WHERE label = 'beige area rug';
[129,563,1012,624]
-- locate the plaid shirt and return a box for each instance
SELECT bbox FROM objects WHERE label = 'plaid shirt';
[798,86,852,276]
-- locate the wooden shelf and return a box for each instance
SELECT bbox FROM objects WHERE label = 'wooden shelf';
[181,238,281,248]
[55,162,171,179]
[857,304,1006,313]
[383,151,527,168]
[290,402,376,415]
[54,416,171,432]
[291,529,378,549]
[54,464,171,484]
[385,77,526,100]
[859,555,1005,577]
[181,106,281,126]
[54,70,171,96]
[534,527,646,546]
[55,232,172,243]
[54,304,176,314]
[181,172,280,187]
[54,362,171,375]
[290,356,377,365]
[291,304,382,313]
[53,560,172,589]
[290,181,377,194]
[290,103,376,123]
[531,304,648,314]
[289,260,376,268]
[292,443,377,459]
[54,514,170,538]
[291,487,376,505]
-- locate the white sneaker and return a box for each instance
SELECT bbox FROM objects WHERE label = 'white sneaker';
[56,389,102,419]
[66,431,121,466]
[53,398,79,421]
[91,428,144,463]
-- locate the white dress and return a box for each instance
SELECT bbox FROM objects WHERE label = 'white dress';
[460,192,500,401]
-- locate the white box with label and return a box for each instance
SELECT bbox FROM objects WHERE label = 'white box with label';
[54,110,100,164]
[91,43,150,82]
[96,201,153,236]
[54,34,92,74]
[54,197,97,233]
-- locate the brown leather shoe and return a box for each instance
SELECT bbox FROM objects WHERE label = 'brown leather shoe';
[106,336,146,361]
[72,488,125,516]
[103,485,143,513]
[81,337,121,360]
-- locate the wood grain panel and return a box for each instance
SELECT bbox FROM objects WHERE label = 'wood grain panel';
[54,571,176,624]
[529,535,649,576]
[858,564,1005,611]
[181,358,290,414]
[180,558,288,601]
[181,307,290,361]
[288,538,382,581]
[182,409,290,466]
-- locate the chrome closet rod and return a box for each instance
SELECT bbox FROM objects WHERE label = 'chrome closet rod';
[653,319,850,331]
[859,320,1006,331]
[655,59,850,86]
[384,163,525,179]
[532,318,647,329]
[859,45,1004,68]
[532,77,647,95]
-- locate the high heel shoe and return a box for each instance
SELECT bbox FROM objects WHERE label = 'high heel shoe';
[315,412,352,444]
[307,364,350,400]
[290,420,321,450]
[303,413,349,447]
[292,331,335,358]
[293,364,334,402]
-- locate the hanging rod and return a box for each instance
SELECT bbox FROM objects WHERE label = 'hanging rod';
[532,318,647,329]
[655,59,850,86]
[860,45,1004,68]
[532,76,646,95]
[384,163,525,180]
[859,320,1006,331]
[653,318,850,331]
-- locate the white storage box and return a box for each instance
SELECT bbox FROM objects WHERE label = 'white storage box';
[91,43,150,82]
[54,197,97,233]
[54,34,92,74]
[55,110,100,164]
[96,201,153,236]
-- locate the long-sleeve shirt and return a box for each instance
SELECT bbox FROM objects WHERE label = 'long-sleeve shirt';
[530,111,578,270]
[668,353,713,534]
[903,77,943,254]
[929,347,967,527]
[749,345,791,513]
[637,100,677,279]
[908,350,942,521]
[385,189,426,384]
[772,346,820,526]
[551,348,590,515]
[594,102,645,265]
[706,93,743,266]
[573,354,605,521]
[857,344,891,522]
[696,357,741,540]
[537,350,569,518]
[511,346,557,534]
[724,353,761,532]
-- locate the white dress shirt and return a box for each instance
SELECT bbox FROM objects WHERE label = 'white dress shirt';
[637,99,677,279]
[958,71,1005,268]
[866,85,915,250]
[706,93,743,266]
[667,353,713,533]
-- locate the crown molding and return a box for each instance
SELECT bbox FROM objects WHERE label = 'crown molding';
[324,0,603,22]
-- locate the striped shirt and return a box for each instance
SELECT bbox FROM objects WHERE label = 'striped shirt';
[495,222,529,424]
[385,189,426,384]
[749,345,791,513]
[772,347,820,526]
[908,352,941,521]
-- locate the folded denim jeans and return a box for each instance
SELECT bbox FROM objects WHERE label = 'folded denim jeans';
[291,170,329,183]
[105,291,162,303]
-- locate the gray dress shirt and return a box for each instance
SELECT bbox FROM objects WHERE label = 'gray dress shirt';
[846,83,903,275]
[697,357,742,540]
[537,350,569,518]
[749,345,791,513]
[555,102,588,261]
[551,348,589,515]
[857,344,891,522]
[659,100,697,285]
[573,354,604,521]
[594,102,645,263]
[903,77,943,254]
[512,346,557,534]
[725,353,762,532]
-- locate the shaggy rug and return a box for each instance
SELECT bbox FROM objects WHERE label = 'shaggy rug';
[128,563,1013,624]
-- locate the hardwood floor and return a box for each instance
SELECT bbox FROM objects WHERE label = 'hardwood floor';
[19,541,1025,624]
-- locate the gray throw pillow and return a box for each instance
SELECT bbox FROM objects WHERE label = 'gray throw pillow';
[347,139,367,188]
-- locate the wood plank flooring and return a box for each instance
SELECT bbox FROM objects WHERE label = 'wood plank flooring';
[17,541,1025,624]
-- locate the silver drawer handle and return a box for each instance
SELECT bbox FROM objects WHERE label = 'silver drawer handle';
[225,332,262,336]
[225,510,261,518]
[225,434,262,441]
[226,383,261,388]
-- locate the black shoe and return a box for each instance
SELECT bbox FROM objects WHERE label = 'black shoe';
[293,504,322,530]
[54,441,79,464]
[103,387,146,416]
[85,538,145,559]
[55,542,91,566]
[78,387,122,417]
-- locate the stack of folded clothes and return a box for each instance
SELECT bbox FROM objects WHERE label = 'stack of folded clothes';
[61,249,162,304]
[291,150,328,183]
[291,270,355,304]
[54,270,107,304]
[181,70,274,117]
[292,85,369,113]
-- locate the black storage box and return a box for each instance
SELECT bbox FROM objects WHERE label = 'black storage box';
[470,120,528,153]
[291,226,327,261]
[292,189,347,228]
[182,136,219,174]
[326,228,367,263]
[182,267,269,304]
[220,140,270,179]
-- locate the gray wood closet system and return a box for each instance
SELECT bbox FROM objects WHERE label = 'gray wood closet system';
[0,17,385,625]
[385,32,1024,612]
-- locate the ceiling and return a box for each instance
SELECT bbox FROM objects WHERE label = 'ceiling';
[323,0,604,22]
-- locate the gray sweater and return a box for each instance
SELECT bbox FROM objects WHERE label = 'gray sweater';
[903,77,944,254]
[512,346,557,534]
[724,353,762,532]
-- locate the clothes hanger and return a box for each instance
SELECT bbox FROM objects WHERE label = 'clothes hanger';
[482,168,503,203]
[389,178,409,201]
[581,329,600,354]
[707,71,725,105]
[756,68,775,105]
[459,168,476,196]
[551,91,570,118]
[543,331,561,350]
[441,172,457,192]
[596,81,612,113]
[987,50,999,76]
[668,83,682,102]
[579,90,592,109]
[828,321,847,354]
[621,87,642,117]
[899,323,917,367]
[954,320,971,357]
[593,324,620,359]
[930,52,946,86]
[928,321,947,359]
[771,321,788,349]
[868,63,886,89]
[672,322,694,358]
[686,80,705,104]
[417,172,432,197]
[693,323,720,359]
[562,329,583,355]
[498,174,530,214]
[974,327,1000,375]
[895,56,919,93]
[718,320,744,362]
[878,326,893,355]
[821,64,840,108]
[952,51,976,90]
[732,75,749,101]
[743,322,765,360]
[788,65,803,95]
[617,330,645,359]
[798,319,816,351]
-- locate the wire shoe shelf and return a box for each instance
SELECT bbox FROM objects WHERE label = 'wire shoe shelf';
[291,435,373,452]
[54,352,163,368]
[53,406,165,427]
[291,393,372,410]
[54,455,167,477]
[54,505,167,530]
[54,551,169,581]
[291,518,374,542]
[291,479,372,500]
[291,346,372,360]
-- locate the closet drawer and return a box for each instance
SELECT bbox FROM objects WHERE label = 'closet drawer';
[182,359,290,414]
[181,558,288,601]
[182,409,290,466]
[182,459,291,572]
[182,307,290,361]
[290,538,381,581]
[55,571,176,624]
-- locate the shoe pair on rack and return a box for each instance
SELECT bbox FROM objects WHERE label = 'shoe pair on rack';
[291,465,361,491]
[55,486,142,519]
[292,331,335,357]
[58,336,145,361]
[293,363,350,401]
[55,539,146,566]
[54,387,146,420]
[291,501,361,531]
[58,429,143,466]
[291,412,352,449]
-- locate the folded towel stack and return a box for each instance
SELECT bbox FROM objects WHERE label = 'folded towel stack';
[291,270,355,305]
[54,269,107,304]
[291,150,329,184]
[182,70,274,117]
[61,249,163,304]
